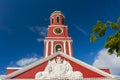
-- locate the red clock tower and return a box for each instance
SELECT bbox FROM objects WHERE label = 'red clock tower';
[44,11,73,57]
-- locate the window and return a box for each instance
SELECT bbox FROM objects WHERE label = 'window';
[52,18,54,24]
[56,44,62,52]
[56,16,59,23]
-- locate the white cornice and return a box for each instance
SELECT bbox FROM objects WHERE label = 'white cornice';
[44,39,73,42]
[48,25,68,27]
[45,37,71,38]
[7,67,22,69]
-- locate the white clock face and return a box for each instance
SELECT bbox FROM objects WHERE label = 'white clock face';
[54,27,63,34]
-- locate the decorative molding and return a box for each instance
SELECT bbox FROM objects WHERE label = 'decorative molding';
[35,57,83,79]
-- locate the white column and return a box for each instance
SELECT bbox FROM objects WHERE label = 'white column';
[63,41,66,53]
[51,41,54,55]
[68,40,72,56]
[45,40,49,57]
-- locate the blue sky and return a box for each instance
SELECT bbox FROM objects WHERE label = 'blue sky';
[0,0,120,76]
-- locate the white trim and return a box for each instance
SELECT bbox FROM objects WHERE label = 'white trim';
[68,41,72,56]
[44,39,72,42]
[63,41,66,53]
[51,41,54,55]
[48,25,68,27]
[45,41,49,58]
[7,67,22,69]
[45,37,71,38]
[6,52,115,79]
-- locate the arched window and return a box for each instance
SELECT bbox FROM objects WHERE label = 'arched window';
[56,16,59,23]
[52,18,54,24]
[55,44,62,52]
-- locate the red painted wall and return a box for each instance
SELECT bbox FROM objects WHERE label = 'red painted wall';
[7,69,19,75]
[50,14,64,25]
[12,62,48,79]
[101,69,110,74]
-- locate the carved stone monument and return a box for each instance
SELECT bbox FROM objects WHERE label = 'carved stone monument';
[35,57,83,79]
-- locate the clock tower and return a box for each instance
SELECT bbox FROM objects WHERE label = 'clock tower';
[44,11,73,57]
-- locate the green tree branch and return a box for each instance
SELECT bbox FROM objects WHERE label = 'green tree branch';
[90,17,120,56]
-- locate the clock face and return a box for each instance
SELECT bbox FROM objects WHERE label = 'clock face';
[54,27,63,34]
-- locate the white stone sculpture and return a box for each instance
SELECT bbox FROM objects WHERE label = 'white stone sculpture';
[35,57,83,79]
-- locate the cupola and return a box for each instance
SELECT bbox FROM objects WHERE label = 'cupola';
[50,11,65,25]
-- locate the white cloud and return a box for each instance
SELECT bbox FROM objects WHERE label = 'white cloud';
[28,27,36,33]
[93,48,120,75]
[29,26,47,36]
[37,38,44,42]
[8,54,43,67]
[16,57,39,67]
[28,26,47,42]
[0,75,6,79]
[75,25,87,36]
[44,17,48,21]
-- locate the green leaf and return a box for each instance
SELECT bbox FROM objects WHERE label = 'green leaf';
[98,30,105,37]
[117,49,120,56]
[93,25,100,32]
[90,33,97,42]
[109,22,119,29]
[117,17,120,22]
[108,48,114,55]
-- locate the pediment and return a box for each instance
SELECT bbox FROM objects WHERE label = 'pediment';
[6,52,114,79]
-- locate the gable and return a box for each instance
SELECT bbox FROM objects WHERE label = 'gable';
[6,52,114,79]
